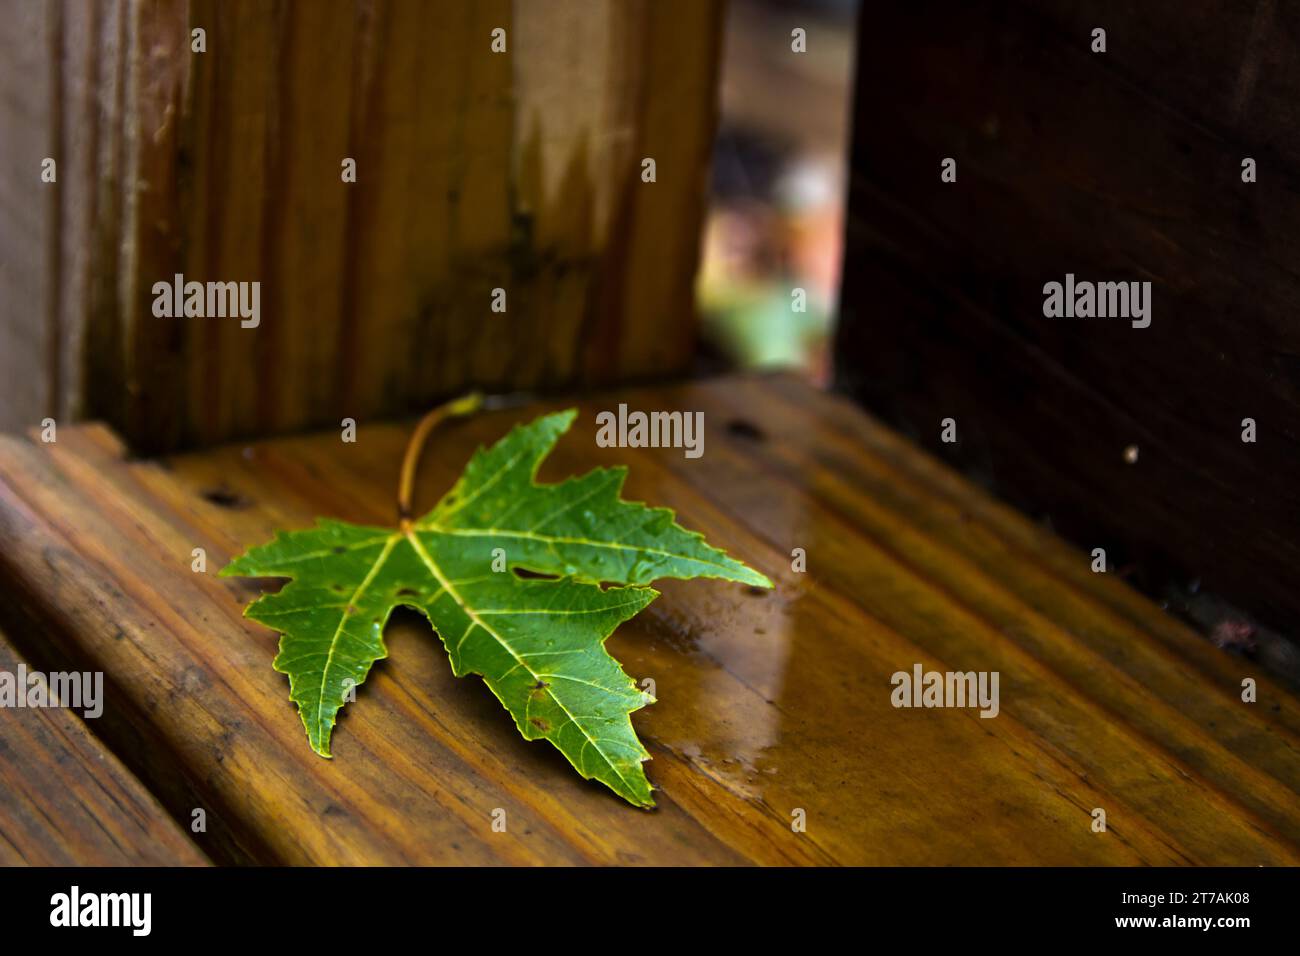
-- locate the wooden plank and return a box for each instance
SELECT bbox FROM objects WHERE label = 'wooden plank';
[0,375,1295,864]
[0,0,722,450]
[835,0,1300,635]
[0,626,208,865]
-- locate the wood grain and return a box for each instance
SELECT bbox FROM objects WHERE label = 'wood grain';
[0,0,57,428]
[835,0,1300,636]
[0,0,722,450]
[0,375,1295,864]
[0,626,208,865]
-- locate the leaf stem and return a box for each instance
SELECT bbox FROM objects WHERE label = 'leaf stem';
[398,392,484,530]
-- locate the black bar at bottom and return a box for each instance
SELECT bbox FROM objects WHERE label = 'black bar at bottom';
[0,866,1285,942]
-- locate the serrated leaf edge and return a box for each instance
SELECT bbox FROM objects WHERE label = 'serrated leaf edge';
[405,527,659,807]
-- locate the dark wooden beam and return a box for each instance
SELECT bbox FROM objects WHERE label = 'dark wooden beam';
[836,0,1300,634]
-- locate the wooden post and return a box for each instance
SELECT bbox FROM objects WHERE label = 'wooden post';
[0,0,724,451]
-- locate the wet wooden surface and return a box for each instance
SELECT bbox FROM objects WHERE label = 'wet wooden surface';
[0,374,1296,864]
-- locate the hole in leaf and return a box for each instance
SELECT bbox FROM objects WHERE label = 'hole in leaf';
[513,568,558,581]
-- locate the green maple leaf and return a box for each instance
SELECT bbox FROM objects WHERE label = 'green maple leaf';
[221,407,771,807]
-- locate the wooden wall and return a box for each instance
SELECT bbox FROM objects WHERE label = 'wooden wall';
[836,1,1300,633]
[0,0,724,451]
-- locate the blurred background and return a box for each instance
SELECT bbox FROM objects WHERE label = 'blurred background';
[698,0,857,384]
